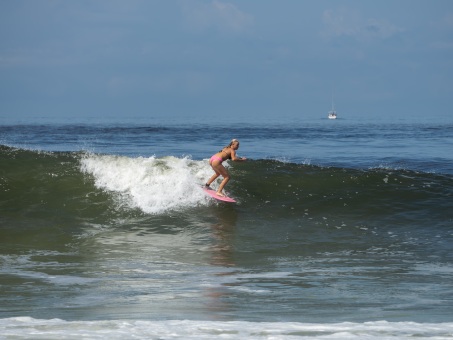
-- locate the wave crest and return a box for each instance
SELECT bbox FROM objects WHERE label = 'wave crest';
[80,154,212,214]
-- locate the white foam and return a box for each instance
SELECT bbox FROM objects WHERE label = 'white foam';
[80,154,214,214]
[1,318,453,339]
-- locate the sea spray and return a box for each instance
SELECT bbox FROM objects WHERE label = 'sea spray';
[80,154,214,214]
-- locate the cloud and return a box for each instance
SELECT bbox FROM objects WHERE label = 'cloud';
[181,0,253,34]
[439,12,453,29]
[321,8,404,42]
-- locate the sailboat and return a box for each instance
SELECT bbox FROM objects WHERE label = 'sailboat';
[328,96,337,119]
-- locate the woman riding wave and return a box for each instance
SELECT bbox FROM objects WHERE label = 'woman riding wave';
[205,139,246,197]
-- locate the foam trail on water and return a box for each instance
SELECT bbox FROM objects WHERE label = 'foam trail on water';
[80,154,213,214]
[2,318,453,339]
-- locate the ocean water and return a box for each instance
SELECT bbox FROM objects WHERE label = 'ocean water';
[1,116,452,339]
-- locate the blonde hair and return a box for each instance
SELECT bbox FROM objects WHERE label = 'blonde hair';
[220,139,239,152]
[227,139,239,147]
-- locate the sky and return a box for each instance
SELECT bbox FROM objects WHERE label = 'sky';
[0,0,452,123]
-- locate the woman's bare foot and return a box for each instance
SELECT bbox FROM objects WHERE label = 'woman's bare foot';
[216,192,225,197]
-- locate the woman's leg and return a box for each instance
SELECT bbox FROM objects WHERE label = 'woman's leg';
[206,171,220,186]
[212,164,230,196]
[208,163,230,195]
[216,176,230,196]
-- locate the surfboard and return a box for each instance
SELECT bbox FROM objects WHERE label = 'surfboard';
[202,187,236,203]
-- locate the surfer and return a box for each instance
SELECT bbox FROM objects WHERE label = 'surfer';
[205,139,246,197]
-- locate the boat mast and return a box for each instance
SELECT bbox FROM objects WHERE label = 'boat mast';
[331,94,335,113]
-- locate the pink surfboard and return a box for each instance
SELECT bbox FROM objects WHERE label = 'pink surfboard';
[202,187,236,203]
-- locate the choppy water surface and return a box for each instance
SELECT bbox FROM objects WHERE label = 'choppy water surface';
[1,119,452,339]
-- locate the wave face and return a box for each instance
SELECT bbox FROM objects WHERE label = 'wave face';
[2,145,452,219]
